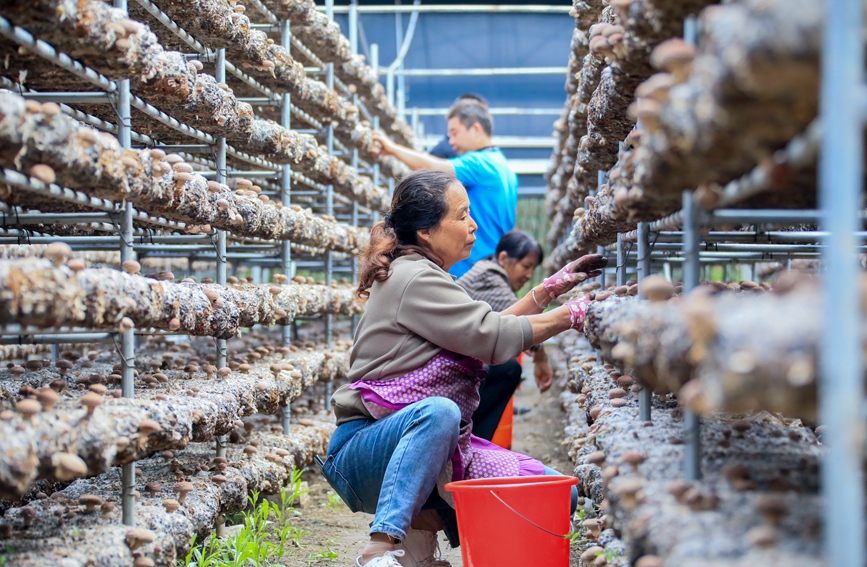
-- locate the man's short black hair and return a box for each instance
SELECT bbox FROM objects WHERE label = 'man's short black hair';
[454,93,488,108]
[447,100,493,137]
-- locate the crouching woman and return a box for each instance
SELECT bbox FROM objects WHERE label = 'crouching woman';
[317,170,601,567]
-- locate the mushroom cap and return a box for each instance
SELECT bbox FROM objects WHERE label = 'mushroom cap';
[145,482,162,494]
[753,494,788,519]
[138,419,161,434]
[17,399,42,417]
[52,452,88,481]
[745,524,778,548]
[211,475,227,485]
[125,527,156,550]
[176,481,194,493]
[133,557,155,567]
[586,451,607,465]
[162,498,180,513]
[649,38,696,71]
[55,359,74,370]
[79,392,104,411]
[640,274,675,301]
[79,494,104,507]
[621,451,646,466]
[36,387,60,410]
[44,242,73,265]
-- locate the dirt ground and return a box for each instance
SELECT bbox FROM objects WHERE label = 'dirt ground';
[284,355,575,567]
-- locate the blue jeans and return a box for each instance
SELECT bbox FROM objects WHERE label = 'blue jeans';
[319,397,462,542]
[318,396,579,544]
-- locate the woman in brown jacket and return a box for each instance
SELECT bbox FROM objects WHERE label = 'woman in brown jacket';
[320,170,605,567]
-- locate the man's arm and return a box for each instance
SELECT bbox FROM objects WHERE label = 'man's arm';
[371,131,455,174]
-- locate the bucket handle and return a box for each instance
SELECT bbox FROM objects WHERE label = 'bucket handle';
[488,490,571,540]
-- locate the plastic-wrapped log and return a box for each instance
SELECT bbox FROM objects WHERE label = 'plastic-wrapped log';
[138,0,368,138]
[0,1,384,195]
[585,282,849,421]
[0,347,347,497]
[0,258,360,338]
[574,0,822,248]
[0,92,371,249]
[0,422,333,567]
[256,0,415,146]
[584,294,695,393]
[0,344,51,361]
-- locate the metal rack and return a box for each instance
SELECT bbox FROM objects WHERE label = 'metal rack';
[0,0,388,531]
[556,3,864,564]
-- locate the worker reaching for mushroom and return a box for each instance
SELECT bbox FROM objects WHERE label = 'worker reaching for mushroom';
[316,170,606,567]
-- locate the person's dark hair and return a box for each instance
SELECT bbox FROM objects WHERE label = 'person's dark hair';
[454,93,489,108]
[495,230,544,266]
[357,170,456,299]
[448,100,493,136]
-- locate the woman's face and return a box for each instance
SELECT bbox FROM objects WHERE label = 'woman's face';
[499,252,540,291]
[418,182,477,271]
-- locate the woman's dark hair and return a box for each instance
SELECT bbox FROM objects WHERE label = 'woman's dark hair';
[357,169,456,299]
[495,229,544,266]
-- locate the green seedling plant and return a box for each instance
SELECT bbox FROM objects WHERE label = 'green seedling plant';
[324,491,344,512]
[308,539,339,564]
[180,468,312,567]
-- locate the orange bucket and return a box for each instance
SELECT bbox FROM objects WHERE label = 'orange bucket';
[444,475,578,567]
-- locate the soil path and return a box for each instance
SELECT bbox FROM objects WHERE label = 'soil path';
[286,356,572,567]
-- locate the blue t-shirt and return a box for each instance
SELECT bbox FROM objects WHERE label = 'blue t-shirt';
[448,148,518,278]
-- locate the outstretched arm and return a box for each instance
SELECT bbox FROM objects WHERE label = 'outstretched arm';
[371,131,456,174]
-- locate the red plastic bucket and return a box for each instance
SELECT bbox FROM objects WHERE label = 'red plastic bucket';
[444,475,578,567]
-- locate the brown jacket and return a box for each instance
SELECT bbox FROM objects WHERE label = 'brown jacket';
[332,253,534,423]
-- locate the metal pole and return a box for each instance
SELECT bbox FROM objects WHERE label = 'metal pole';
[682,190,701,481]
[214,48,229,458]
[348,1,358,56]
[616,234,625,287]
[596,171,607,288]
[113,0,136,529]
[324,18,335,409]
[819,1,865,565]
[636,222,652,422]
[351,94,361,336]
[281,18,294,436]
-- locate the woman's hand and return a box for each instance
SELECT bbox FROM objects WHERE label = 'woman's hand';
[370,130,396,157]
[533,357,553,393]
[542,254,608,300]
[564,296,593,332]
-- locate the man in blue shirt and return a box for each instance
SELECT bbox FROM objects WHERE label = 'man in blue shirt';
[371,101,518,277]
[429,93,488,159]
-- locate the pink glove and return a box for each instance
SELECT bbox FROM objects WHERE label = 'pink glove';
[565,297,592,332]
[542,254,608,300]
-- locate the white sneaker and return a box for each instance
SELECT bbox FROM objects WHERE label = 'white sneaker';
[356,549,406,567]
[396,529,452,567]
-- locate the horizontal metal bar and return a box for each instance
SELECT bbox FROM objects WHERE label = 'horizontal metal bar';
[412,106,564,116]
[250,24,281,33]
[322,4,572,13]
[140,144,213,153]
[0,235,214,245]
[389,66,568,77]
[238,97,279,106]
[19,92,113,104]
[0,333,114,344]
[1,212,114,225]
[709,209,821,224]
[226,170,278,178]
